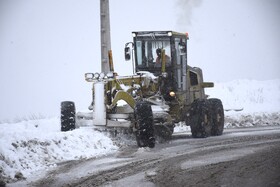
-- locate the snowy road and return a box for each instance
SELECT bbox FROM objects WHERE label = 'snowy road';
[14,126,280,187]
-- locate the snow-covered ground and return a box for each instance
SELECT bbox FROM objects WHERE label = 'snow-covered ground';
[0,118,118,184]
[207,79,280,113]
[0,79,280,184]
[207,79,280,128]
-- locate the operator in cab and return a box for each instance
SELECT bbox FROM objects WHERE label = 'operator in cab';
[155,48,171,68]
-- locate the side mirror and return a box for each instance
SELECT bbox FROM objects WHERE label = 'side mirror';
[179,42,186,55]
[124,47,131,61]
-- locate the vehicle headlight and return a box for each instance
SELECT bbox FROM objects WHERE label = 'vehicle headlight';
[94,72,100,79]
[106,72,114,78]
[85,73,94,80]
[169,91,176,97]
[99,72,105,79]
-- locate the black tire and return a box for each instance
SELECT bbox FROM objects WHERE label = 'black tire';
[154,123,173,140]
[209,98,224,136]
[61,101,76,132]
[0,180,6,187]
[135,101,155,148]
[188,99,212,138]
[167,122,175,135]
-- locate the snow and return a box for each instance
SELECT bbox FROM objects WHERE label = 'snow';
[0,118,117,182]
[205,79,280,129]
[206,79,280,113]
[0,79,280,184]
[103,171,156,187]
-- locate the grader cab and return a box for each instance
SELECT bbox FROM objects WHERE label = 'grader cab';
[61,31,224,148]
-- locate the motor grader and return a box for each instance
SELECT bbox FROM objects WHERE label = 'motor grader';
[60,31,224,148]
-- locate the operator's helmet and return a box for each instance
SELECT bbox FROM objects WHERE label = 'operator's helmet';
[156,48,162,56]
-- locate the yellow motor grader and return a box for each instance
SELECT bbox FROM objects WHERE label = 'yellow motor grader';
[61,31,224,148]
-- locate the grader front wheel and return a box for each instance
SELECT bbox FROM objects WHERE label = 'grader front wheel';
[135,101,155,148]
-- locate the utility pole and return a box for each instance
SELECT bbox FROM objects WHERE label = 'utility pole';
[100,0,111,73]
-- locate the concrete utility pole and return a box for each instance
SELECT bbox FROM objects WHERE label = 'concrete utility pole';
[100,0,111,73]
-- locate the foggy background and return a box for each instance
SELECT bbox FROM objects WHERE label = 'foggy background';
[0,0,279,121]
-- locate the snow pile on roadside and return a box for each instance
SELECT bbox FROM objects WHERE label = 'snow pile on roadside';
[174,122,191,133]
[206,79,280,113]
[0,118,117,182]
[225,112,280,128]
[174,112,280,132]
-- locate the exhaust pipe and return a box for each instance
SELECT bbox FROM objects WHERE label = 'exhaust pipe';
[93,82,106,126]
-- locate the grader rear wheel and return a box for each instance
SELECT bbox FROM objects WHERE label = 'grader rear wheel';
[209,98,224,136]
[188,99,212,138]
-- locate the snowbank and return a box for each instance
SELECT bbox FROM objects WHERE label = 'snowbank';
[206,79,280,113]
[224,112,280,128]
[0,118,117,182]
